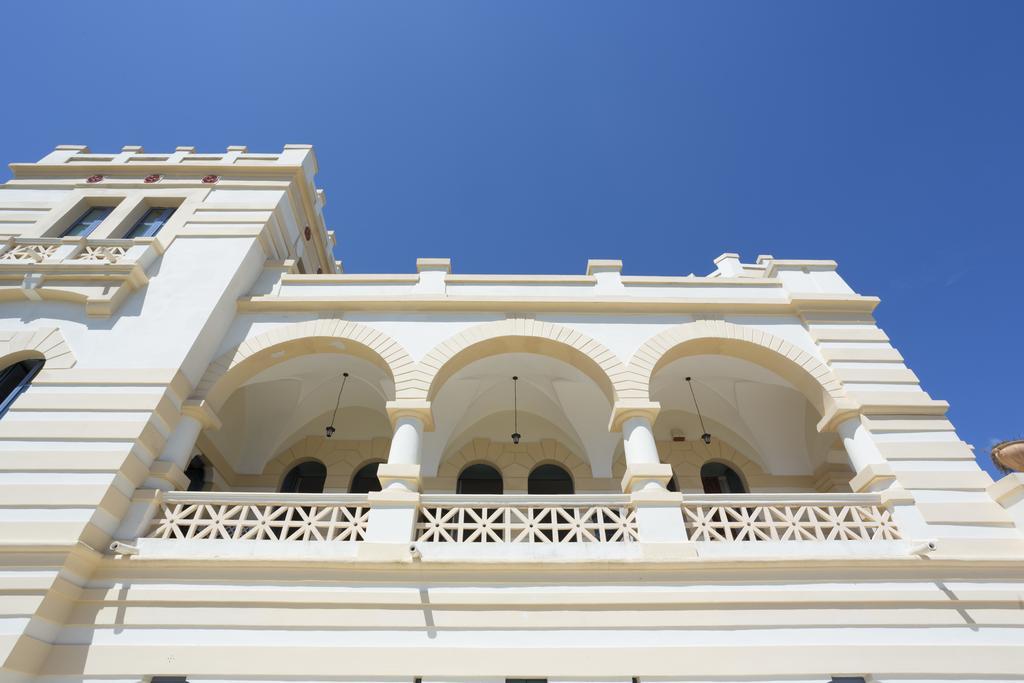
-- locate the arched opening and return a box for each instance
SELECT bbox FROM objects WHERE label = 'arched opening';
[667,475,679,493]
[0,357,44,418]
[457,463,504,494]
[528,464,574,495]
[700,461,747,494]
[426,349,618,486]
[280,460,327,494]
[349,462,383,494]
[184,455,208,492]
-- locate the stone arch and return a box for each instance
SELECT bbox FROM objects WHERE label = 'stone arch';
[437,437,601,492]
[627,320,848,418]
[194,319,414,411]
[0,328,75,369]
[406,318,626,404]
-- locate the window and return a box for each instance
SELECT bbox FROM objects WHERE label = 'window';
[700,461,746,494]
[349,461,383,494]
[150,678,188,683]
[184,455,207,492]
[125,206,175,238]
[0,358,44,419]
[527,464,574,495]
[830,678,866,683]
[457,464,503,494]
[62,206,113,237]
[280,460,327,493]
[667,475,679,492]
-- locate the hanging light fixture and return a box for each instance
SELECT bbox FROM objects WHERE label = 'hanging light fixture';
[511,375,521,445]
[685,376,712,445]
[325,372,349,438]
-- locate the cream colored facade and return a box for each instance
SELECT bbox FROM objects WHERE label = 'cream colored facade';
[0,144,1023,683]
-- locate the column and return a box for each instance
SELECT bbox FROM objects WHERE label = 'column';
[363,401,433,549]
[115,401,220,540]
[612,405,672,493]
[837,415,930,540]
[610,402,688,546]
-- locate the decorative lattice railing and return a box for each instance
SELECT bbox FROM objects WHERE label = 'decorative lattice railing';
[681,494,900,542]
[0,237,148,265]
[415,495,639,543]
[147,492,370,541]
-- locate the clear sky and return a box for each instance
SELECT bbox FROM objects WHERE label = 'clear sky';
[1,2,1021,476]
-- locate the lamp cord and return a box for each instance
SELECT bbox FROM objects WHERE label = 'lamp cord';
[329,372,349,428]
[513,376,519,434]
[686,377,709,437]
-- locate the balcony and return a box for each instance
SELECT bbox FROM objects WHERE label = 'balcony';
[0,235,159,315]
[131,490,909,563]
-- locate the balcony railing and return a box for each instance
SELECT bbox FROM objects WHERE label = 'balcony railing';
[0,236,152,266]
[415,494,638,543]
[681,494,900,542]
[148,492,370,542]
[140,492,903,550]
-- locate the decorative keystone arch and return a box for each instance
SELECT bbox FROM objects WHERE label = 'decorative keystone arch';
[405,317,627,404]
[0,328,75,369]
[626,320,847,417]
[195,319,414,411]
[438,437,595,490]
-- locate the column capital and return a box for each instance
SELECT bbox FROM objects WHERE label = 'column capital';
[608,400,661,433]
[816,401,862,433]
[385,400,434,431]
[182,399,222,431]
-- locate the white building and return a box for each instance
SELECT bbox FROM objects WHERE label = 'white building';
[0,144,1022,683]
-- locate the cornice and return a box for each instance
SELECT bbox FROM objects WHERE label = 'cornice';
[237,293,880,314]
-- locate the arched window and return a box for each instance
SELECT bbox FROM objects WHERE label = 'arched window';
[667,475,679,493]
[0,358,44,419]
[349,462,383,494]
[184,455,207,492]
[280,460,327,494]
[528,463,574,495]
[457,464,503,495]
[700,462,746,494]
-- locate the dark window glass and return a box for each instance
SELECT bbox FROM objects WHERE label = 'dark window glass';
[280,460,327,493]
[700,462,746,494]
[830,678,866,683]
[507,679,547,683]
[667,475,679,492]
[0,358,44,419]
[349,462,382,494]
[62,206,113,237]
[150,678,188,683]
[528,464,574,495]
[457,464,503,494]
[184,456,207,492]
[125,206,175,238]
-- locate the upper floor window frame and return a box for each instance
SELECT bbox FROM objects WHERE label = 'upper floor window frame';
[34,190,195,242]
[61,205,115,237]
[123,205,177,239]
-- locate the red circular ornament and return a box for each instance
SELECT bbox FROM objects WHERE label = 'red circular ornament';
[304,226,312,241]
[202,175,219,184]
[86,174,103,183]
[144,174,161,184]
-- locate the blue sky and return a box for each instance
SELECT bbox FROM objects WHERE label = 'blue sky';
[1,2,1021,476]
